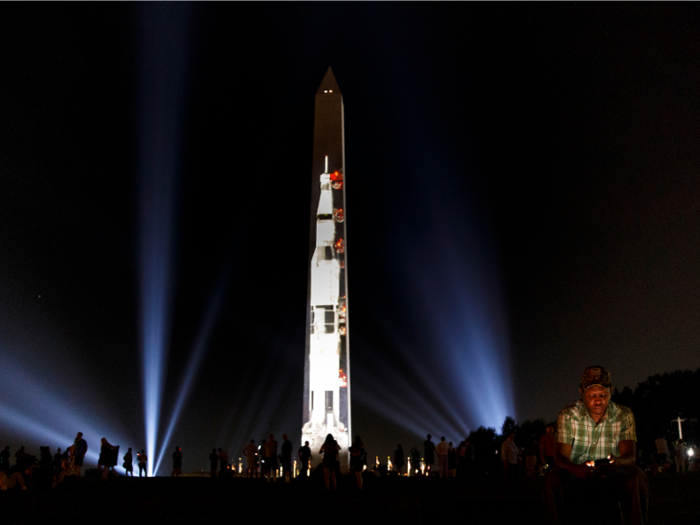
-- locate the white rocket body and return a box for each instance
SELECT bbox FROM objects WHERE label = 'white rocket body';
[303,68,351,472]
[304,173,346,440]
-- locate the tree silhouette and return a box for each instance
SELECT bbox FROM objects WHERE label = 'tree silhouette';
[612,369,700,457]
[467,426,498,476]
[501,416,518,437]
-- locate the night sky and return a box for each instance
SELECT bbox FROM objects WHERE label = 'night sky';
[1,3,699,474]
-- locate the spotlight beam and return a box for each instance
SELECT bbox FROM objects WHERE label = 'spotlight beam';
[0,403,73,448]
[0,355,133,445]
[355,347,468,439]
[0,402,131,472]
[153,273,228,475]
[216,336,298,452]
[136,6,191,476]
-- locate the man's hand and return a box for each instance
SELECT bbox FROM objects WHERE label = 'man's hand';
[571,461,595,479]
[590,456,615,479]
[556,443,592,478]
[615,440,636,467]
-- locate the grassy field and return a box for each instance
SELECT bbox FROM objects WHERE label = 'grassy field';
[0,471,696,524]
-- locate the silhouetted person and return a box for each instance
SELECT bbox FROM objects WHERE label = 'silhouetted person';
[349,435,365,489]
[55,455,74,486]
[243,440,256,478]
[410,446,421,475]
[14,446,26,472]
[53,448,63,475]
[524,435,538,477]
[137,450,147,477]
[501,433,519,487]
[320,433,339,489]
[394,444,405,475]
[73,433,88,476]
[263,434,278,482]
[456,441,467,476]
[0,470,27,491]
[281,434,292,483]
[464,439,475,476]
[39,446,52,468]
[540,426,555,472]
[30,446,54,490]
[689,444,699,472]
[436,436,449,477]
[448,442,457,476]
[673,439,687,474]
[98,437,118,479]
[298,441,312,479]
[654,435,669,467]
[171,446,182,477]
[217,448,229,476]
[424,434,435,474]
[259,440,268,479]
[123,448,134,477]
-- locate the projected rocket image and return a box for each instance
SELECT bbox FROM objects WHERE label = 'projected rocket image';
[302,67,351,470]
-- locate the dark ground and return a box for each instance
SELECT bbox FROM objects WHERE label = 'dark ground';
[0,471,697,524]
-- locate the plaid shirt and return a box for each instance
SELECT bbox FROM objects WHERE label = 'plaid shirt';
[556,400,636,465]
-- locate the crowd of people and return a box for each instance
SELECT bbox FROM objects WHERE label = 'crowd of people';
[2,426,694,493]
[647,434,699,475]
[214,433,340,488]
[0,431,168,490]
[208,432,482,488]
[0,432,90,490]
[1,363,696,525]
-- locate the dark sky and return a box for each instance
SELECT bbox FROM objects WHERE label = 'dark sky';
[1,3,699,473]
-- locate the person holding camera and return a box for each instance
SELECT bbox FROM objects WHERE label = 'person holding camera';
[543,366,648,525]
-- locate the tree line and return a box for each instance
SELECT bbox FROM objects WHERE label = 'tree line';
[464,368,699,475]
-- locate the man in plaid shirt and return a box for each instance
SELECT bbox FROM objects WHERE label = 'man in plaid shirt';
[544,366,648,525]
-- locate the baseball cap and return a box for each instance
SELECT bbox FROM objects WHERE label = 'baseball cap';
[580,365,612,390]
